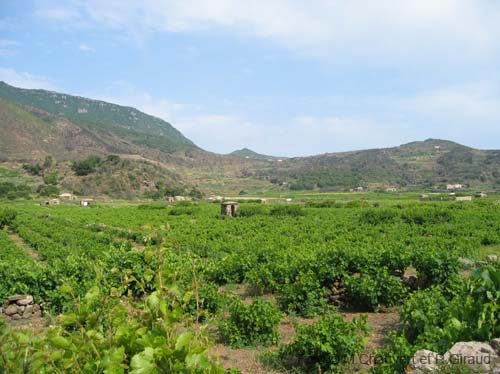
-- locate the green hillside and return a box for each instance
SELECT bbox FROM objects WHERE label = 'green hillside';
[256,139,500,191]
[0,81,195,153]
[229,148,284,161]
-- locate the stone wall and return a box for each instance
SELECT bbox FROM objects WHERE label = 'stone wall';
[1,295,41,321]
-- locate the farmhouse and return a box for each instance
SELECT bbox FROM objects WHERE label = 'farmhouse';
[80,199,93,207]
[221,201,239,217]
[355,186,364,192]
[476,192,488,198]
[59,193,76,200]
[41,199,60,206]
[386,187,398,192]
[420,194,430,201]
[166,196,175,203]
[455,196,473,202]
[447,184,464,191]
[174,196,186,202]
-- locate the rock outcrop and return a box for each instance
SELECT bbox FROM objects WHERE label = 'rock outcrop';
[407,340,500,373]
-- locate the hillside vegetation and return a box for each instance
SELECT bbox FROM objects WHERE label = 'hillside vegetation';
[0,81,499,194]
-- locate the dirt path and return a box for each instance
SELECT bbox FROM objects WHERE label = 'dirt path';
[210,309,399,374]
[7,230,43,263]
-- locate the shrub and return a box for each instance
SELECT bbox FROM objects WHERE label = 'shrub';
[345,269,407,311]
[22,163,42,176]
[72,156,102,176]
[270,204,305,217]
[219,298,282,348]
[412,250,461,287]
[345,200,370,208]
[277,270,330,317]
[278,313,369,373]
[0,208,17,229]
[238,204,268,217]
[359,208,399,225]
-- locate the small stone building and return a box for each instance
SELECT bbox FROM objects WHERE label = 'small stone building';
[221,201,239,217]
[41,198,60,206]
[80,199,93,207]
[59,193,76,200]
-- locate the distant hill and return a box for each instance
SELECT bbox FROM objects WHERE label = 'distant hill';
[229,148,284,161]
[0,81,499,195]
[257,139,500,191]
[0,81,195,154]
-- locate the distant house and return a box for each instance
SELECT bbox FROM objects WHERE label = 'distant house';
[455,196,472,202]
[80,199,93,207]
[447,184,464,191]
[476,192,488,198]
[386,187,398,193]
[208,195,223,202]
[166,196,175,203]
[355,186,364,192]
[420,194,430,201]
[59,193,76,200]
[42,199,60,206]
[174,196,186,202]
[221,202,239,217]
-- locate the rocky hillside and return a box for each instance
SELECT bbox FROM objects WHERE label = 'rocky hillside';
[0,81,195,155]
[254,139,500,190]
[0,81,499,194]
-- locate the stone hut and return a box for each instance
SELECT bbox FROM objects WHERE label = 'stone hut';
[80,199,93,207]
[41,198,60,206]
[59,193,76,200]
[221,201,239,217]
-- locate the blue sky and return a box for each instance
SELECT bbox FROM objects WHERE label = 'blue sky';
[1,0,500,156]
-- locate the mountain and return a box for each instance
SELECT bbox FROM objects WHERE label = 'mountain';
[0,81,499,195]
[255,139,500,190]
[0,81,195,154]
[229,148,284,161]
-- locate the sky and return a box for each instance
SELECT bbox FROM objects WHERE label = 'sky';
[1,0,500,156]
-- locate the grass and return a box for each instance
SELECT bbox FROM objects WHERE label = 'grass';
[479,245,500,259]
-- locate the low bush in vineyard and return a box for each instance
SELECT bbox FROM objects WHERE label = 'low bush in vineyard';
[237,204,268,217]
[277,313,369,374]
[277,270,330,317]
[270,204,305,217]
[0,287,225,373]
[219,298,282,348]
[372,266,500,373]
[359,208,399,225]
[344,268,407,311]
[0,208,16,229]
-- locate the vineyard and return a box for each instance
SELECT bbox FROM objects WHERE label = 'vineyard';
[1,197,500,373]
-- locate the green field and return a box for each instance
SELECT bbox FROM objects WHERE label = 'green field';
[1,197,500,373]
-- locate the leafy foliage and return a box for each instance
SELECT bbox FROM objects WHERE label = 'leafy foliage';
[277,313,369,373]
[219,298,282,348]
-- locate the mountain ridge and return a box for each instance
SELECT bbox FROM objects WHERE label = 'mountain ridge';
[0,81,499,194]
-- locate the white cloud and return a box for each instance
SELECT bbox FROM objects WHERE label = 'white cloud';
[0,67,56,90]
[78,44,95,52]
[34,1,500,64]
